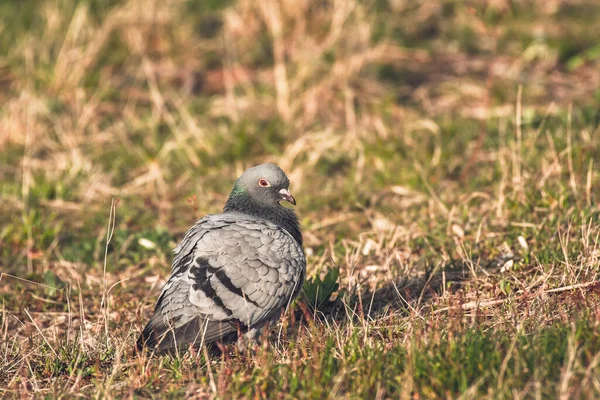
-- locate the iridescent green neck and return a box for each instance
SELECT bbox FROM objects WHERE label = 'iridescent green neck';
[223,183,302,245]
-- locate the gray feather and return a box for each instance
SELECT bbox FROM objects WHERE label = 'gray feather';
[137,169,305,355]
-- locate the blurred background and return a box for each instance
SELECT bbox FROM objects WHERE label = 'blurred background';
[2,0,600,396]
[2,0,600,299]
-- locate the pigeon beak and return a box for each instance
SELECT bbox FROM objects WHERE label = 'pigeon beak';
[278,188,296,206]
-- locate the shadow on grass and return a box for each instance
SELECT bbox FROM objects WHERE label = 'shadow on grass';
[297,260,478,327]
[360,265,472,319]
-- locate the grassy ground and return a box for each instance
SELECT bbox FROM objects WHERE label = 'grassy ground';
[2,0,600,398]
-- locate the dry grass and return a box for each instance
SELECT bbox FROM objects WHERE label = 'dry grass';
[1,0,600,398]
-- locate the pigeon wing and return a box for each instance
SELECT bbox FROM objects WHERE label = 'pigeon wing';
[137,214,305,354]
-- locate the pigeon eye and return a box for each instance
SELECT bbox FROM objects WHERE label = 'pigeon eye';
[258,179,270,187]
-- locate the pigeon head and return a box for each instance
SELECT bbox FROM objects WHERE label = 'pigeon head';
[223,163,302,244]
[226,163,296,209]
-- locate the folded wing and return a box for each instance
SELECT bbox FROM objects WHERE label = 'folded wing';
[136,214,305,354]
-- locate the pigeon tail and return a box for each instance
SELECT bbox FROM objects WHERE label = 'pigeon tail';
[136,314,238,354]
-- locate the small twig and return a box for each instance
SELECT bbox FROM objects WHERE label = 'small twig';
[545,281,599,293]
[434,281,599,314]
[414,161,449,216]
[586,158,594,207]
[566,103,578,201]
[497,322,524,388]
[390,279,425,321]
[108,278,130,294]
[514,84,523,197]
[24,308,57,357]
[203,346,218,394]
[100,198,117,347]
[0,272,65,292]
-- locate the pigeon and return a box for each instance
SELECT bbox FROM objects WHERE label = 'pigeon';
[136,164,305,354]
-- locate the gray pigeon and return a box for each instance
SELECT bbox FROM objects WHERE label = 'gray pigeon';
[136,164,305,354]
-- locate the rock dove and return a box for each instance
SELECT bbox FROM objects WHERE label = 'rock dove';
[136,164,305,354]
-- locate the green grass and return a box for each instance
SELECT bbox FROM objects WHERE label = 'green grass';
[1,0,600,398]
